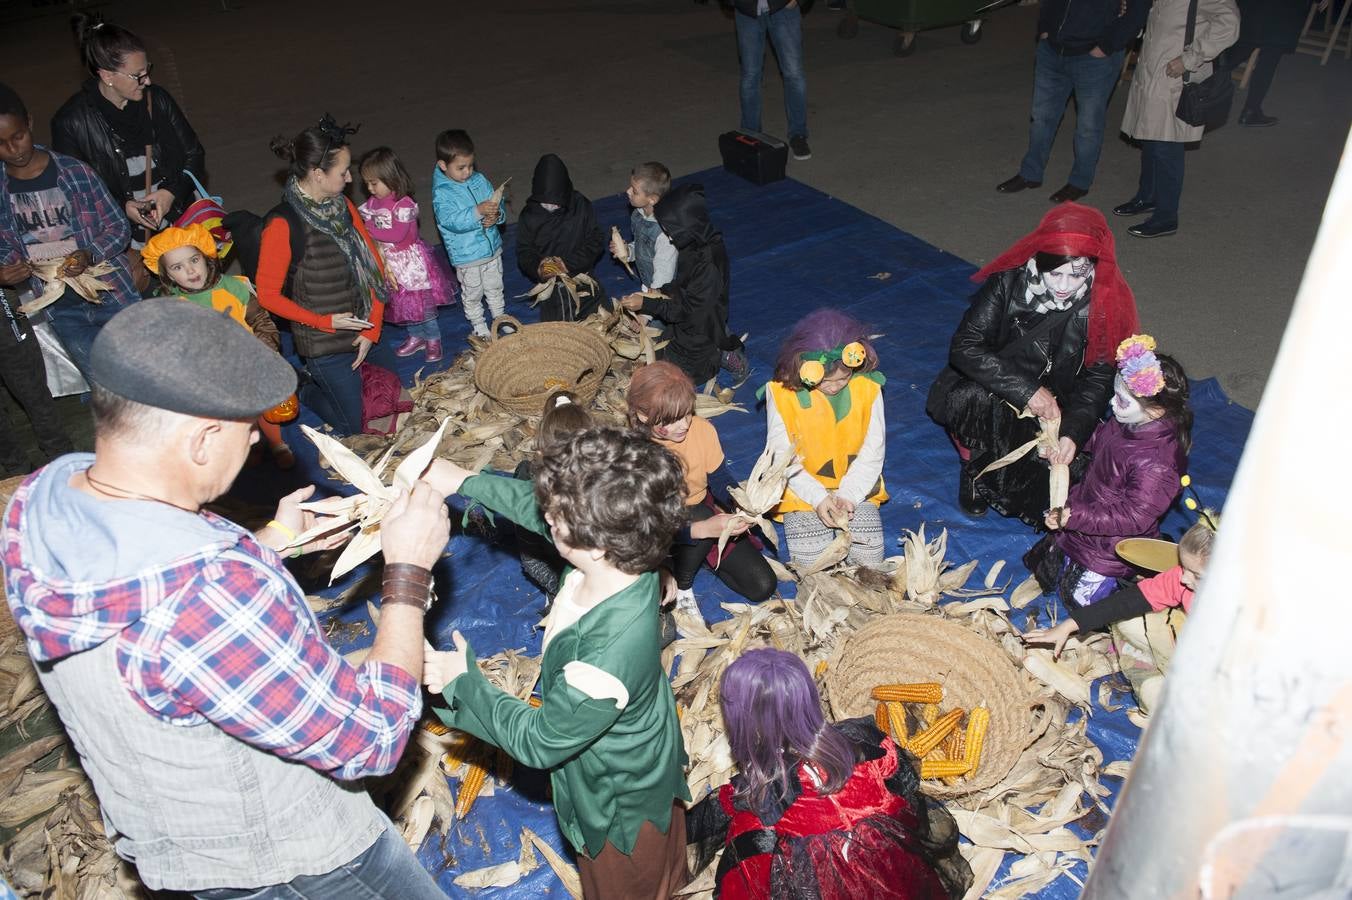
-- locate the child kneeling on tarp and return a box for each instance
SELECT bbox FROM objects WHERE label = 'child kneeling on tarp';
[1024,515,1217,714]
[421,427,692,898]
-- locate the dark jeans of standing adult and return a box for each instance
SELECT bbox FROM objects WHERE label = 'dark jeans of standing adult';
[736,5,808,140]
[1220,44,1282,113]
[44,285,129,377]
[192,825,446,900]
[1019,40,1125,191]
[300,336,402,437]
[670,502,777,602]
[1129,140,1186,229]
[0,291,73,475]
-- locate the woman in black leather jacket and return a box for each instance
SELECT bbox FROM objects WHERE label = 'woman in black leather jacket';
[51,17,205,248]
[927,204,1139,524]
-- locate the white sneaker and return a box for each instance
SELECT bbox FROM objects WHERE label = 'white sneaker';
[471,325,490,339]
[672,588,706,636]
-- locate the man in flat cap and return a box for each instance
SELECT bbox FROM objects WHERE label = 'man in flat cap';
[1,300,451,897]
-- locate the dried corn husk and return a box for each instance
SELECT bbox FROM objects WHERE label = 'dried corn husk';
[611,226,637,278]
[20,261,116,315]
[716,447,792,561]
[976,410,1068,518]
[522,826,583,899]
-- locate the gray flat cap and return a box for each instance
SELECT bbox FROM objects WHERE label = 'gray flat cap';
[89,299,298,419]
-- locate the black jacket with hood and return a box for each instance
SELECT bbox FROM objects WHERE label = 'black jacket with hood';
[51,80,206,226]
[516,154,605,283]
[1036,0,1151,56]
[640,184,739,385]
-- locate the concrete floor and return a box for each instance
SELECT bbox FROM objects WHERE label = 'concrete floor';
[3,0,1350,411]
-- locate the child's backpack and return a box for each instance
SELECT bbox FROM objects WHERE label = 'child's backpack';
[222,203,307,295]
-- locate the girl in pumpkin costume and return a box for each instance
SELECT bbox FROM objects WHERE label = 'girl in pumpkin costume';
[763,309,887,570]
[141,223,296,468]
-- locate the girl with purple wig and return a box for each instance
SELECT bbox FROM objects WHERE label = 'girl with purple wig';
[763,309,888,569]
[686,649,970,898]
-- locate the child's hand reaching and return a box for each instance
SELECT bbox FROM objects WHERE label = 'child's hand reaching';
[422,459,476,499]
[619,292,646,311]
[1022,619,1077,658]
[609,229,629,261]
[814,494,852,529]
[1044,505,1071,530]
[424,631,470,693]
[476,200,499,225]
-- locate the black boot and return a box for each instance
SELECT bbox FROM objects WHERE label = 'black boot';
[958,469,987,516]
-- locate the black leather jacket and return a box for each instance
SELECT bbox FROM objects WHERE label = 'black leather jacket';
[50,80,206,224]
[943,268,1113,448]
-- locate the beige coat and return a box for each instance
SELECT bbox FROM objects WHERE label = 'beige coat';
[1122,0,1240,143]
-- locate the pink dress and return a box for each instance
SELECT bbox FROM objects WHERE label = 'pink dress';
[357,195,456,324]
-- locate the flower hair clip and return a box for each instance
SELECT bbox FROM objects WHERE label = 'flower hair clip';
[1116,334,1164,398]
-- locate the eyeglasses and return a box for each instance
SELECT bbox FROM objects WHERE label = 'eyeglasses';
[113,64,154,86]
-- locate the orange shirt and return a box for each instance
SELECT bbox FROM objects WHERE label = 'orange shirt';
[657,416,724,506]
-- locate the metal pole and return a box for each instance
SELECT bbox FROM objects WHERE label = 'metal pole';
[1082,128,1352,898]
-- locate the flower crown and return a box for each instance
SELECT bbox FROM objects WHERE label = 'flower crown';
[1116,334,1165,398]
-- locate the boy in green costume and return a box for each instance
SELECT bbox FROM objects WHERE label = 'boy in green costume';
[423,426,692,897]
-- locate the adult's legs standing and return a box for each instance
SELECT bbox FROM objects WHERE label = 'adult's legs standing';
[1242,50,1282,114]
[0,306,73,469]
[1131,139,1159,206]
[43,287,126,377]
[766,4,808,139]
[301,351,363,436]
[1018,41,1075,185]
[735,11,769,133]
[1143,141,1185,228]
[1066,50,1126,190]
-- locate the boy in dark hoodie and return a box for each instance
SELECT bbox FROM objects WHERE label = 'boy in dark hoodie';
[516,154,606,322]
[621,183,746,387]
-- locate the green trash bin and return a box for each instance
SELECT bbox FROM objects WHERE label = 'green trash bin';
[838,0,1012,56]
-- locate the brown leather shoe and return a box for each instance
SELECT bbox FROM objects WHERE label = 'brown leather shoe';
[1049,184,1088,203]
[996,175,1041,193]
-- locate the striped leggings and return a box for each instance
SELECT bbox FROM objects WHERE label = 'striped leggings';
[782,501,885,569]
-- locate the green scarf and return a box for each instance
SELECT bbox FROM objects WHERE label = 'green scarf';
[283,177,388,318]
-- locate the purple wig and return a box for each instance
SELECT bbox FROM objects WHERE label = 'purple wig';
[773,308,879,390]
[720,648,858,809]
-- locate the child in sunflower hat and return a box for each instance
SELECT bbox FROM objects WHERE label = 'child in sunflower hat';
[1023,334,1192,609]
[141,223,296,468]
[761,308,887,571]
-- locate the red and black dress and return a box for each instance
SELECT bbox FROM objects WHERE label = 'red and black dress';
[687,718,971,899]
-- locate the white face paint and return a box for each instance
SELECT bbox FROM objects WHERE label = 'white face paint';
[1042,259,1092,303]
[1111,374,1152,425]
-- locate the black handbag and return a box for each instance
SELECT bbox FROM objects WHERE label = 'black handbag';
[1174,0,1233,129]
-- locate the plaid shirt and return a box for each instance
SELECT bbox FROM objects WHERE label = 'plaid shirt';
[0,146,140,304]
[2,470,421,780]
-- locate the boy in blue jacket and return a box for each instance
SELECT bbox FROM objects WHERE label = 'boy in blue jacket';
[432,130,506,338]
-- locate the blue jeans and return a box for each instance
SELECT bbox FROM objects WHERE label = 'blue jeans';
[736,6,808,139]
[192,826,445,899]
[44,285,131,377]
[1132,139,1186,227]
[407,317,440,342]
[300,335,401,437]
[1019,40,1124,190]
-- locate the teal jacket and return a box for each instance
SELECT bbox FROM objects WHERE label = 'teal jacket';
[431,168,504,267]
[433,474,690,857]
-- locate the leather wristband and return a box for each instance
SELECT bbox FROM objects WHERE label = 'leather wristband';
[381,564,434,611]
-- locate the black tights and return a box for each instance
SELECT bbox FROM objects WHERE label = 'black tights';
[1221,44,1283,113]
[670,502,777,603]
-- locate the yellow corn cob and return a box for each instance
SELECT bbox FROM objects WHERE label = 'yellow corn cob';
[922,703,939,726]
[964,706,990,773]
[874,701,890,735]
[423,720,451,736]
[920,759,972,780]
[814,660,829,678]
[677,704,685,721]
[908,708,964,758]
[941,725,966,762]
[441,732,475,771]
[885,701,910,750]
[455,758,489,818]
[870,682,944,705]
[528,696,542,708]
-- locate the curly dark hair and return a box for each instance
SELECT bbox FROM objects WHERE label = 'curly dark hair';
[533,425,686,575]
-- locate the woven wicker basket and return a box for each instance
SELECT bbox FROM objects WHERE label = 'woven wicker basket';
[825,612,1037,799]
[473,315,614,416]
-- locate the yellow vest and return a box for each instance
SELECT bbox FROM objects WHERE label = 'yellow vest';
[769,377,888,516]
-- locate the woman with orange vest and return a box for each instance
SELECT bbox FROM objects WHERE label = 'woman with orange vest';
[763,309,887,570]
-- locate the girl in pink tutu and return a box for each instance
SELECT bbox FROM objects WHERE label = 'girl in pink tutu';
[358,147,456,362]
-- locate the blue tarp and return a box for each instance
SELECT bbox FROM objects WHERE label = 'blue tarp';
[253,168,1253,896]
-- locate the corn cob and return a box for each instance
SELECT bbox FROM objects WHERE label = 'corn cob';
[920,759,972,780]
[885,702,910,750]
[874,701,891,735]
[908,708,964,758]
[528,696,542,708]
[870,682,944,705]
[455,755,490,819]
[814,660,829,678]
[938,727,967,786]
[423,720,451,736]
[964,706,990,773]
[922,703,940,727]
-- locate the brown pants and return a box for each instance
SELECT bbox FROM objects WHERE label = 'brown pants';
[577,805,689,900]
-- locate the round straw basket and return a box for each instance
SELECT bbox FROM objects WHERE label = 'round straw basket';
[825,612,1035,799]
[474,315,614,416]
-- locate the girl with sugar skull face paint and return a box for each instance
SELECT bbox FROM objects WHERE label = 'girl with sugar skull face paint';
[1024,335,1195,611]
[927,204,1140,525]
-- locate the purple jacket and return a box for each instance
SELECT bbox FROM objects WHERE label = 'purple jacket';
[1055,416,1187,577]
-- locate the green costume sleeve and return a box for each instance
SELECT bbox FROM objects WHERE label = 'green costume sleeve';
[434,643,623,771]
[459,473,550,538]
